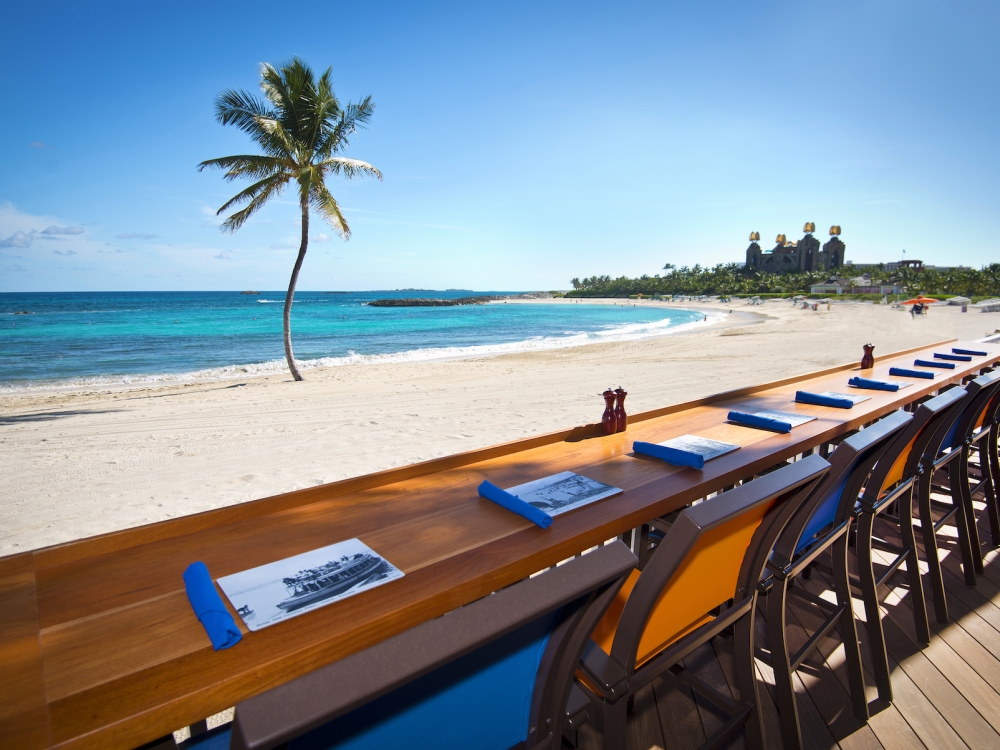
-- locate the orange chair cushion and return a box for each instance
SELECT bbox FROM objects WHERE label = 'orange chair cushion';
[592,503,773,668]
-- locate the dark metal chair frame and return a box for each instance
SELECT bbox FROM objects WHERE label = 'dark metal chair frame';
[985,383,1000,549]
[576,455,831,750]
[854,386,967,701]
[917,372,1000,623]
[763,409,913,750]
[194,541,638,750]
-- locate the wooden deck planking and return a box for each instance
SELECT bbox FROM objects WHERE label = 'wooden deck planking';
[608,501,1000,750]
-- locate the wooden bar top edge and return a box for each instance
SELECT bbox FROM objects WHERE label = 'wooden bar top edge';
[23,338,959,569]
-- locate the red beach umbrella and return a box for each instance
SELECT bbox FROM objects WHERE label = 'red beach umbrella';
[901,296,939,305]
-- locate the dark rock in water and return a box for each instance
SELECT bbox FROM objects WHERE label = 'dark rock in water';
[13,310,33,315]
[369,296,506,307]
[368,292,552,307]
[239,290,260,295]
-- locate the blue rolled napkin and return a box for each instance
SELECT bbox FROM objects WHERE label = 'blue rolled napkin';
[183,562,242,651]
[889,367,935,379]
[633,441,705,469]
[727,410,792,433]
[914,359,955,369]
[478,480,552,528]
[953,348,987,356]
[795,391,854,409]
[848,376,900,392]
[935,352,972,362]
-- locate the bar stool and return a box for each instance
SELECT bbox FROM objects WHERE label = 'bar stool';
[575,456,830,750]
[762,410,912,749]
[854,386,967,701]
[918,370,1000,622]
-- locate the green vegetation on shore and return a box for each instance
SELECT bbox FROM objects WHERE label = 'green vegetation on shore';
[567,263,1000,299]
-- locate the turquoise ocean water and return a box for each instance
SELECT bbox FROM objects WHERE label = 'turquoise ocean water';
[0,291,711,390]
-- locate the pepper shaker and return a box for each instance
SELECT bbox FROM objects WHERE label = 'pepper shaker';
[614,387,628,433]
[601,388,617,434]
[861,343,875,370]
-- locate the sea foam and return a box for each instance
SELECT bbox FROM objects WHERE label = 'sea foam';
[0,310,723,392]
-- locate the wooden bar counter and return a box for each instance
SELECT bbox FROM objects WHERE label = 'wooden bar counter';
[2,339,997,750]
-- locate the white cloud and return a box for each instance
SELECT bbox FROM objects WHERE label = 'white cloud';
[0,230,36,248]
[214,251,232,260]
[42,225,84,235]
[5,263,27,272]
[53,249,78,256]
[117,232,157,239]
[312,232,330,242]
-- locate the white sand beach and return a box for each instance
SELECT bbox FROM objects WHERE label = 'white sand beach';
[1,299,997,555]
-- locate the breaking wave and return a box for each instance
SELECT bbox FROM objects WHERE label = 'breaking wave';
[1,310,723,392]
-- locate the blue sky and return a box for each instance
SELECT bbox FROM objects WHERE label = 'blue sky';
[2,1,997,292]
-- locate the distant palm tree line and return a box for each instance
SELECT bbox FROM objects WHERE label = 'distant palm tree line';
[200,58,381,381]
[568,263,1000,299]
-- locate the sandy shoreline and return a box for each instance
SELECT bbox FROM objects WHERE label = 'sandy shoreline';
[2,299,997,554]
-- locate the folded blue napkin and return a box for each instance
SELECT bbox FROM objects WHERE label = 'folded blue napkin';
[727,410,792,433]
[935,352,971,362]
[183,562,242,651]
[953,348,987,356]
[794,391,854,409]
[914,359,955,369]
[889,367,935,379]
[633,441,705,469]
[478,480,552,528]
[848,376,900,392]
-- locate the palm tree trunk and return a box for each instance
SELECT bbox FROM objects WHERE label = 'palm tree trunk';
[283,197,309,381]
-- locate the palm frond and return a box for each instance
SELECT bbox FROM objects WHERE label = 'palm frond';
[341,95,376,131]
[317,157,382,181]
[315,96,374,158]
[214,89,275,134]
[220,176,289,234]
[309,183,350,239]
[255,117,300,160]
[202,58,380,238]
[216,171,290,214]
[197,155,290,180]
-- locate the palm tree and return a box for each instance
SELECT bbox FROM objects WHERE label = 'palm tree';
[199,58,381,381]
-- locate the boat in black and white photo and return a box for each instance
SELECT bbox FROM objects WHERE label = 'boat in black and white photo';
[277,553,388,612]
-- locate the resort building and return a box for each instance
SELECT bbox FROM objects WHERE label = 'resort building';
[745,223,846,274]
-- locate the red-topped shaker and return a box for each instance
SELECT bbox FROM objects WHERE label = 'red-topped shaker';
[614,387,628,432]
[601,388,617,434]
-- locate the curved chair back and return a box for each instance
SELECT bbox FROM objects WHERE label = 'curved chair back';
[188,542,637,750]
[781,410,914,560]
[598,455,829,674]
[927,371,1000,460]
[863,386,968,507]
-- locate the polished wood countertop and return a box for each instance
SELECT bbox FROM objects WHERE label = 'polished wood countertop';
[2,338,996,750]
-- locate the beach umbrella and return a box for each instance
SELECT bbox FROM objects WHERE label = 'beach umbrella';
[901,296,940,305]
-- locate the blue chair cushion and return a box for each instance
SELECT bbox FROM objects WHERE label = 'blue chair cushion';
[180,725,232,750]
[942,419,961,451]
[289,610,560,750]
[794,473,848,555]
